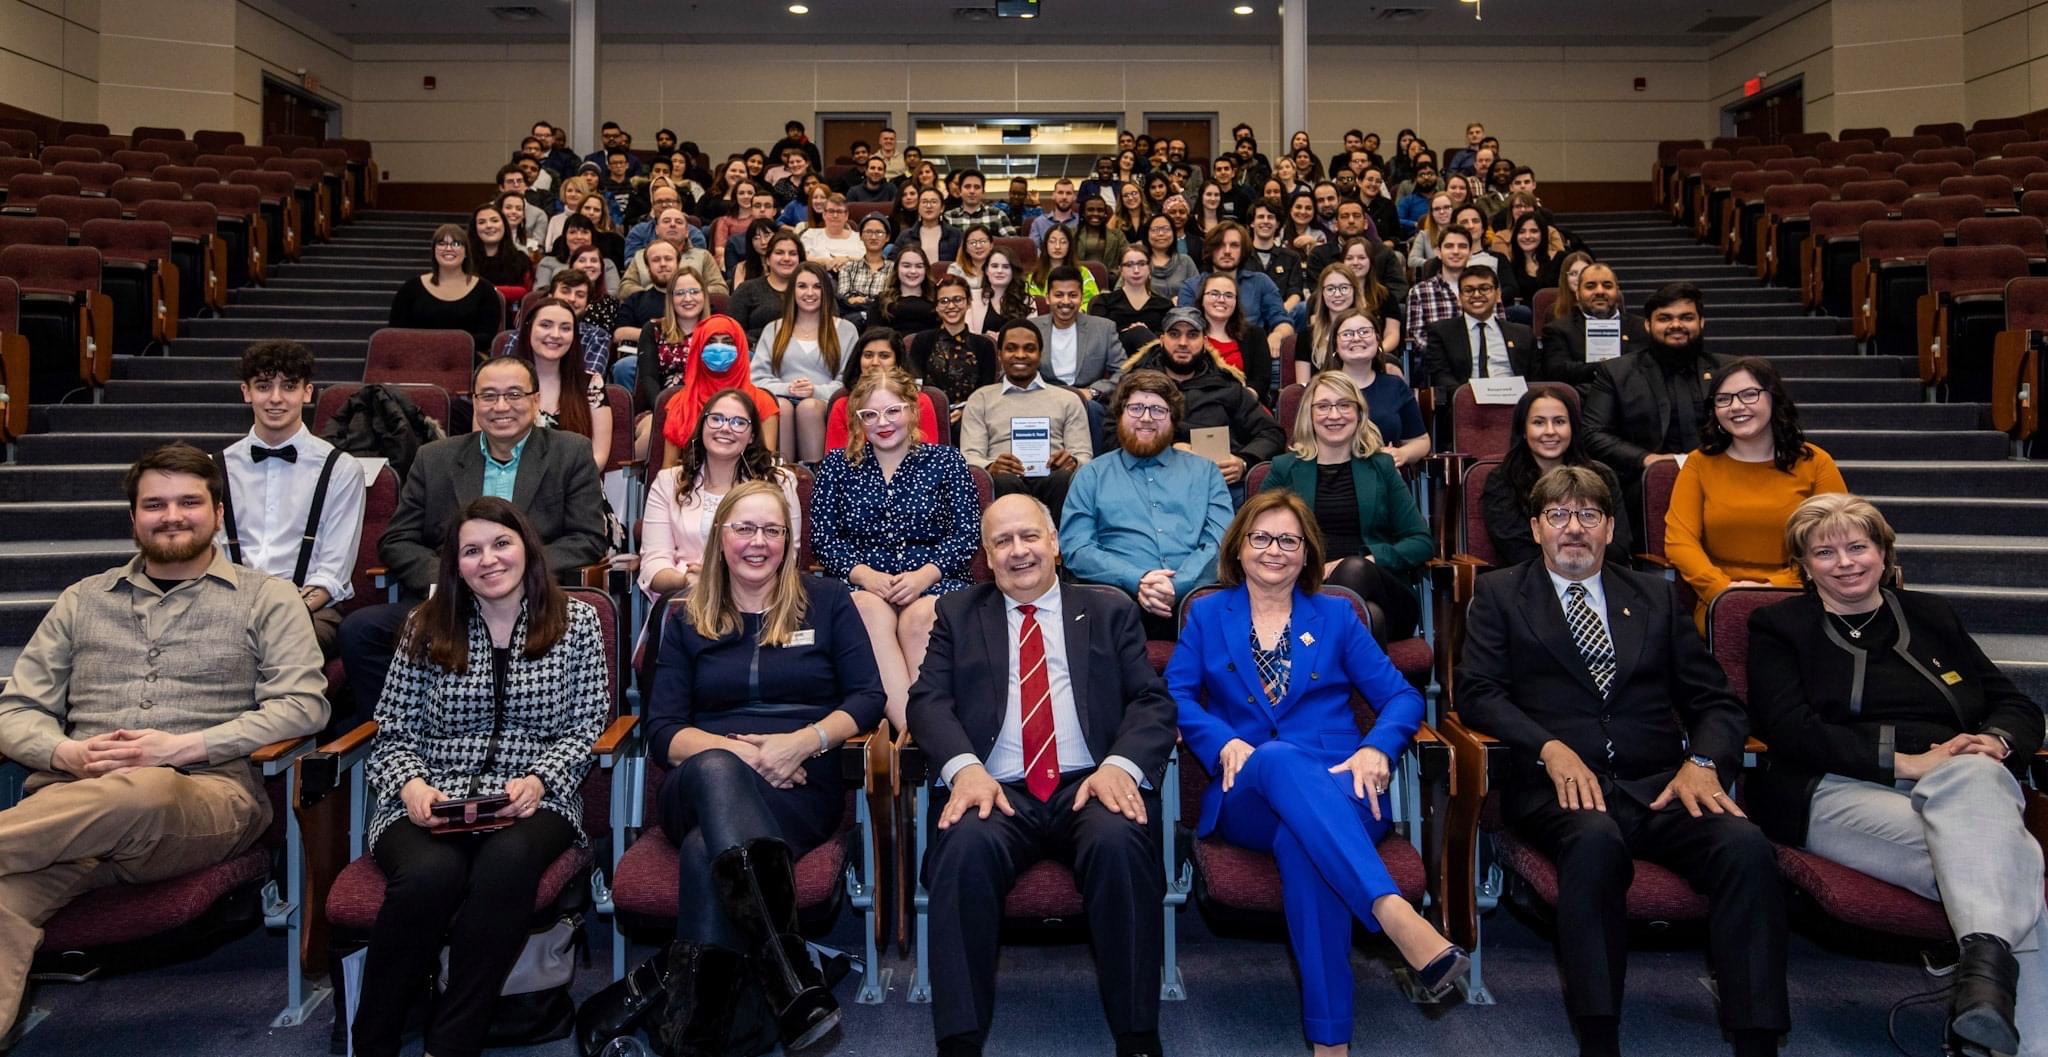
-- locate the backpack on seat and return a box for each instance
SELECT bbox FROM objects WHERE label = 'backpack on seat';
[319,383,444,481]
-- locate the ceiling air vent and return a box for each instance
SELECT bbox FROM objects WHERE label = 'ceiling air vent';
[1373,7,1430,21]
[1687,15,1761,33]
[487,5,546,22]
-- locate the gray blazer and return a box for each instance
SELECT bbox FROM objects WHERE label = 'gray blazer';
[379,427,610,598]
[1029,312,1122,396]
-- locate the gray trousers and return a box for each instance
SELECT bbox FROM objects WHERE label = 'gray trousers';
[1807,753,2048,1056]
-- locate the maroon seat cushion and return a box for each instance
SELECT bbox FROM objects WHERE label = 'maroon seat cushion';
[40,849,269,949]
[1384,637,1432,678]
[1773,845,1951,940]
[611,827,847,919]
[1196,832,1425,914]
[325,846,591,931]
[1496,832,1710,920]
[1005,860,1086,918]
[1145,640,1174,674]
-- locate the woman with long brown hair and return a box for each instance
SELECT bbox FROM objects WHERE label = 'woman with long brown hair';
[752,260,859,462]
[513,297,611,470]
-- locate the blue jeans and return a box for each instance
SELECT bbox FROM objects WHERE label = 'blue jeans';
[610,356,638,395]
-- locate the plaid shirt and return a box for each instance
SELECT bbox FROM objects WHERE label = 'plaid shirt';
[496,322,612,375]
[837,257,891,305]
[942,204,1013,236]
[1404,274,1460,361]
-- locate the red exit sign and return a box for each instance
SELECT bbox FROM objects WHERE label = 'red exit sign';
[1744,76,1763,97]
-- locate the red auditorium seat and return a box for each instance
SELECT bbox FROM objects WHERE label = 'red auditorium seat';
[36,193,122,237]
[0,215,68,246]
[1843,151,1905,176]
[110,149,170,176]
[225,143,283,161]
[1652,139,1703,208]
[1782,132,1831,156]
[128,125,184,145]
[3,173,81,215]
[79,216,179,348]
[55,120,110,139]
[1968,129,2031,159]
[1802,165,1868,197]
[1694,160,1756,243]
[0,128,38,156]
[1996,141,2048,163]
[1815,139,1875,164]
[138,199,227,315]
[133,138,199,166]
[1914,121,1967,147]
[1735,144,1792,165]
[1635,459,1695,613]
[1901,193,1987,236]
[1757,183,1833,287]
[291,147,353,224]
[1992,277,2048,442]
[261,157,330,243]
[192,129,245,153]
[2027,190,2048,224]
[1917,244,2031,395]
[1884,134,1946,157]
[229,168,301,261]
[1912,146,1976,168]
[1803,199,1891,314]
[62,134,127,156]
[1940,174,2017,211]
[364,327,476,397]
[1725,170,1798,263]
[313,381,453,436]
[331,138,379,207]
[1957,215,2048,260]
[1836,178,1910,211]
[49,161,121,196]
[0,276,27,441]
[1977,155,2048,187]
[1895,161,1966,197]
[38,145,102,168]
[151,165,220,196]
[1851,219,1945,347]
[108,178,184,217]
[192,181,267,284]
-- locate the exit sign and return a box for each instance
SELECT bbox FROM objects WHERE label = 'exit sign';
[1744,77,1763,97]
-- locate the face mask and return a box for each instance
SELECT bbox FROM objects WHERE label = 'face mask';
[700,339,739,373]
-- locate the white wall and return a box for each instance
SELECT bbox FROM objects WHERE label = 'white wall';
[0,0,99,122]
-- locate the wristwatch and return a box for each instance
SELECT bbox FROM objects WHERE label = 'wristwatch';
[1686,753,1718,771]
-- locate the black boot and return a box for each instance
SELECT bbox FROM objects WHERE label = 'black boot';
[576,944,671,1056]
[654,943,765,1057]
[1950,933,2020,1057]
[710,839,841,1051]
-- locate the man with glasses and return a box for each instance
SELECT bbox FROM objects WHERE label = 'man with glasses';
[1581,281,1731,511]
[960,319,1094,518]
[1422,264,1536,408]
[334,356,609,722]
[1109,308,1285,497]
[1456,464,1787,1057]
[1173,222,1297,377]
[1060,368,1232,641]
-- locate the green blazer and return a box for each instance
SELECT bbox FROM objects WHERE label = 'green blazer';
[1259,451,1433,576]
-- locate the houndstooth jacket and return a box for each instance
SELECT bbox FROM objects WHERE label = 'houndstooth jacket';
[365,597,609,849]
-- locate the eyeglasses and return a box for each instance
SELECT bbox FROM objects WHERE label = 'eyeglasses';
[1123,403,1172,421]
[1460,284,1497,295]
[1310,400,1359,416]
[703,412,752,432]
[722,522,788,541]
[475,388,532,406]
[1246,531,1305,552]
[854,403,910,425]
[1540,508,1609,529]
[1335,328,1373,342]
[1321,284,1352,296]
[1202,290,1235,300]
[936,295,969,307]
[1713,387,1768,408]
[435,239,463,248]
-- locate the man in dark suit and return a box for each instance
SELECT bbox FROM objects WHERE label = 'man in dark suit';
[1455,465,1788,1057]
[908,493,1177,1057]
[1423,264,1537,408]
[335,355,608,723]
[1581,281,1731,514]
[1538,263,1648,386]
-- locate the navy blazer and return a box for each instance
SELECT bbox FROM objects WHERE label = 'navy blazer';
[1169,586,1423,837]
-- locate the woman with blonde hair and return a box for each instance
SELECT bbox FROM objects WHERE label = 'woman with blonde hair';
[810,367,980,730]
[644,479,885,1053]
[1257,370,1431,640]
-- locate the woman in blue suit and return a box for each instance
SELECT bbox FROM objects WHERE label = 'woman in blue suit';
[1169,489,1467,1054]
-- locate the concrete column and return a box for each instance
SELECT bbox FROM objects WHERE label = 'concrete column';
[570,0,599,156]
[1281,0,1307,143]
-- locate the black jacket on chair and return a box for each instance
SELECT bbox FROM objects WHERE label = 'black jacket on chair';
[1423,313,1537,407]
[906,581,1177,787]
[1743,588,2045,846]
[1454,559,1749,823]
[1537,309,1649,386]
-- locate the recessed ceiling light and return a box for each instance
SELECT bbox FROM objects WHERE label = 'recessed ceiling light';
[787,3,809,12]
[1233,4,1254,12]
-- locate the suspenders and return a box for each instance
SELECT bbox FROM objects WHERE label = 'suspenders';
[215,447,341,588]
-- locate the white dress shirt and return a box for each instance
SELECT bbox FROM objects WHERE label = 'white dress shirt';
[1047,321,1080,384]
[1547,566,1611,641]
[1464,310,1512,379]
[941,583,1145,787]
[219,425,367,605]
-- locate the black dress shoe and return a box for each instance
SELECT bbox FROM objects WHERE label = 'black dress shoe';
[1412,944,1471,1001]
[1950,933,2020,1057]
[576,945,670,1056]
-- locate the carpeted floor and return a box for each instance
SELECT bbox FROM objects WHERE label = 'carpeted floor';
[16,893,1959,1057]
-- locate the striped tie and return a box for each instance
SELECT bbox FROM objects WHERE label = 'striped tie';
[1017,604,1060,800]
[1565,584,1617,699]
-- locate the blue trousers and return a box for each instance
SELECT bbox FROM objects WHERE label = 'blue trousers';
[1212,740,1397,1046]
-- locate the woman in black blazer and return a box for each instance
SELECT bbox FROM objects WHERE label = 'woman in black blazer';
[1481,383,1633,568]
[1746,494,2045,1057]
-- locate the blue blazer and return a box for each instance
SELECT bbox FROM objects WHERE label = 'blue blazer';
[1168,586,1424,837]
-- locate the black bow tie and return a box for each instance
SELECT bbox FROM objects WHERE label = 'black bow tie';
[252,444,298,464]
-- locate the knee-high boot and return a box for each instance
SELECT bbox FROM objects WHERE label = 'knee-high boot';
[710,838,840,1051]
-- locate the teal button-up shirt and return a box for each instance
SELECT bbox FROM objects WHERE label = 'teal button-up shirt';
[479,430,531,500]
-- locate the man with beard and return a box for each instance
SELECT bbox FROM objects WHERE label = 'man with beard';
[1028,179,1081,241]
[335,356,608,726]
[1456,465,1786,1057]
[960,319,1094,518]
[1059,368,1232,640]
[1581,281,1731,512]
[1306,199,1411,311]
[1173,222,1296,372]
[1116,309,1286,491]
[1397,162,1439,236]
[0,443,328,1040]
[1539,263,1647,386]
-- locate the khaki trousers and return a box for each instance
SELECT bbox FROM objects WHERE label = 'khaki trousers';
[0,765,263,1032]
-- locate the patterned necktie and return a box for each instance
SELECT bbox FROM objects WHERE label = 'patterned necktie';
[1017,604,1060,800]
[1565,583,1616,699]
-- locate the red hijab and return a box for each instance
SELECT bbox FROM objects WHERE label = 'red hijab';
[660,314,780,453]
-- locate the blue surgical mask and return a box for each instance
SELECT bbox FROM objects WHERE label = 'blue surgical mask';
[700,339,739,373]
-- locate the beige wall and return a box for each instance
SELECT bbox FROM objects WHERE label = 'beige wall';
[1711,0,1969,140]
[0,0,99,122]
[350,40,1710,185]
[1963,0,2048,120]
[232,0,355,139]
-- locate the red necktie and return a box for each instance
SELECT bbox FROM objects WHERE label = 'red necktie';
[1017,603,1060,800]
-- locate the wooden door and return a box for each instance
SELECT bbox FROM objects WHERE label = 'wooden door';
[1147,116,1214,167]
[1729,84,1803,145]
[821,118,887,167]
[262,80,331,142]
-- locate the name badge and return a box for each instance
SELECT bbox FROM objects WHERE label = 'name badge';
[1585,318,1623,363]
[1470,376,1528,405]
[1941,670,1962,685]
[788,630,816,647]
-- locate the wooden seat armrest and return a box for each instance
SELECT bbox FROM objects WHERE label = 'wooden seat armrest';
[251,734,317,773]
[577,563,609,588]
[846,722,887,792]
[316,720,379,758]
[1745,736,1770,755]
[1412,722,1441,746]
[1637,553,1675,570]
[893,728,928,792]
[1432,711,1498,949]
[591,715,637,759]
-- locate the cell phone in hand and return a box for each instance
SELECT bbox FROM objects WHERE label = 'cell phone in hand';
[429,794,515,835]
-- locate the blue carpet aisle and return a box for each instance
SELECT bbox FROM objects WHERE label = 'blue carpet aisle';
[1562,209,2048,702]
